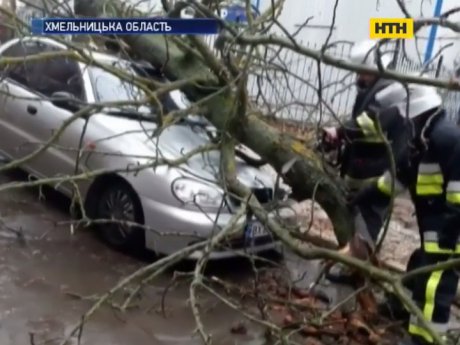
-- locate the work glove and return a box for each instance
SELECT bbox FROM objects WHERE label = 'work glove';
[322,126,339,143]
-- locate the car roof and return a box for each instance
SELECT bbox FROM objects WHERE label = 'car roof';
[3,36,134,66]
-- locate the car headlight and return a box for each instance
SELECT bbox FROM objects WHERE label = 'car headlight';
[172,178,224,208]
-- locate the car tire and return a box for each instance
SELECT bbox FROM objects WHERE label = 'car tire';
[93,181,145,252]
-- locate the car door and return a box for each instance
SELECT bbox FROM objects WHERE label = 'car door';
[0,41,44,164]
[20,42,88,184]
[0,40,87,188]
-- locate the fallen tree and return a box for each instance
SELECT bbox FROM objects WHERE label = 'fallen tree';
[73,0,354,246]
[2,1,457,344]
[71,0,460,248]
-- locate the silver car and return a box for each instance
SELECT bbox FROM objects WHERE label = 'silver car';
[0,36,297,259]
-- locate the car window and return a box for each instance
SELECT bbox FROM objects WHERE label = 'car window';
[89,64,144,104]
[0,43,34,86]
[88,61,183,114]
[158,124,221,172]
[159,123,215,153]
[32,52,85,100]
[0,41,85,101]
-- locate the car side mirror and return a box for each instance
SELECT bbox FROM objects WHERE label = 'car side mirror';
[51,91,80,112]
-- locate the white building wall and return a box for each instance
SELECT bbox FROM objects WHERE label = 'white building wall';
[23,0,460,68]
[260,0,460,68]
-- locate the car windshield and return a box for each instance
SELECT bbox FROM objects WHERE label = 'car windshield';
[158,123,221,171]
[87,60,188,116]
[87,58,221,165]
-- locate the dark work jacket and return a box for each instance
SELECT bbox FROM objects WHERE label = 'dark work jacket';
[354,110,460,247]
[351,78,395,119]
[339,78,398,180]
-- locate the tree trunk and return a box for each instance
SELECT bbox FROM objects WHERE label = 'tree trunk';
[73,0,354,246]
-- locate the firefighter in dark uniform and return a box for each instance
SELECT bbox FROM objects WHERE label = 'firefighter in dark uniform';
[321,40,409,282]
[349,81,460,345]
[322,39,396,193]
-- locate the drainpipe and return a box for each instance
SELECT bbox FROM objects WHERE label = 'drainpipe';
[423,0,443,64]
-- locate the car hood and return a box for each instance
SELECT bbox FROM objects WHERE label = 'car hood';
[184,149,274,189]
[92,114,276,189]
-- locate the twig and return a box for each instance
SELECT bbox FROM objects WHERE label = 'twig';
[58,240,209,345]
[189,198,247,344]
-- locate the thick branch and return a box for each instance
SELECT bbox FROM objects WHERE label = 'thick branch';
[225,33,460,90]
[74,0,353,245]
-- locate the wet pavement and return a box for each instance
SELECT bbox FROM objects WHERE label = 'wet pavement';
[4,168,452,345]
[0,169,272,345]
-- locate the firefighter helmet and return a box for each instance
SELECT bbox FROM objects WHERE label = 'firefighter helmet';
[374,77,442,118]
[349,39,393,69]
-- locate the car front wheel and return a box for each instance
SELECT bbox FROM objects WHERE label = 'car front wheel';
[94,181,145,251]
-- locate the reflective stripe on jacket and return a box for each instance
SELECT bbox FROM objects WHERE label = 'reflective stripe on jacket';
[374,111,460,254]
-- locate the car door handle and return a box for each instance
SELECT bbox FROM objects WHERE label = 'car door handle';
[27,105,37,115]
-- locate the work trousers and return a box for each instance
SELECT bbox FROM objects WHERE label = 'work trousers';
[344,173,389,251]
[405,247,459,344]
[334,156,390,266]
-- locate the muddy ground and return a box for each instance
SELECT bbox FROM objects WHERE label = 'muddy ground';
[0,169,275,345]
[0,167,452,345]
